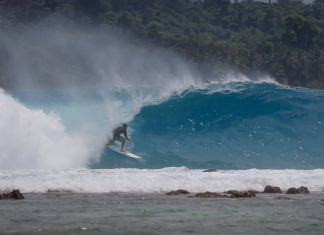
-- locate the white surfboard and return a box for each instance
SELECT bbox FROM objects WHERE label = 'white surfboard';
[108,145,141,159]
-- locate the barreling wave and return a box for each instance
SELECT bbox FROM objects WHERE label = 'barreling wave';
[99,82,324,170]
[3,80,323,170]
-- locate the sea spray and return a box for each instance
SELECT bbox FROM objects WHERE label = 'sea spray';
[2,27,323,171]
[0,89,90,169]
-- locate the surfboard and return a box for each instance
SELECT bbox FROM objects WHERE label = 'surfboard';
[108,145,141,159]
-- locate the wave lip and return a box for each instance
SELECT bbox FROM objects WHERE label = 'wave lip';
[1,167,323,194]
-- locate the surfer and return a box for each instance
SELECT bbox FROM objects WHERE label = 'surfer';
[107,124,131,152]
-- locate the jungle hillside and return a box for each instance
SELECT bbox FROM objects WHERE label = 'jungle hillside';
[1,0,324,89]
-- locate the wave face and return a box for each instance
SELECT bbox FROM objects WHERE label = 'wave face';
[100,82,324,170]
[3,82,324,170]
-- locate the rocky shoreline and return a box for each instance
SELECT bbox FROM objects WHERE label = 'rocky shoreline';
[0,168,317,202]
[0,189,24,200]
[0,185,313,201]
[0,185,324,201]
[164,185,311,199]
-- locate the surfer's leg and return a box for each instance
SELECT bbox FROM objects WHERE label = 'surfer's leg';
[120,141,126,152]
[107,137,116,146]
[120,137,126,152]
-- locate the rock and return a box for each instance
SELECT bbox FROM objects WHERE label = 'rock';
[297,186,310,194]
[12,190,24,199]
[165,189,189,195]
[0,194,9,200]
[248,190,261,194]
[0,189,25,200]
[286,186,310,194]
[275,197,291,200]
[48,190,62,193]
[231,191,256,198]
[224,190,260,194]
[286,187,300,194]
[191,191,230,198]
[223,190,238,194]
[263,185,283,193]
[202,169,218,172]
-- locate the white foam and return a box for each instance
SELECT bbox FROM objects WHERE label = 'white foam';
[0,167,323,193]
[0,91,91,170]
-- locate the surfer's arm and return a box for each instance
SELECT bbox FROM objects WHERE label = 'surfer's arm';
[123,130,131,144]
[125,136,131,144]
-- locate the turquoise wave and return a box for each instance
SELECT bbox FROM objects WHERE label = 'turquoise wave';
[8,82,324,170]
[98,82,324,169]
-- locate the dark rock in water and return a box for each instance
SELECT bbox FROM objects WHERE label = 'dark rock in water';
[0,189,25,200]
[286,187,300,194]
[190,191,230,198]
[224,190,260,194]
[275,197,291,200]
[286,186,310,194]
[202,169,218,172]
[248,190,261,194]
[297,186,310,194]
[231,191,256,198]
[165,189,189,195]
[263,185,283,193]
[223,190,238,194]
[48,190,62,193]
[12,190,24,199]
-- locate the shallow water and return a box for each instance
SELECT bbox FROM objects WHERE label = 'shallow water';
[1,192,324,235]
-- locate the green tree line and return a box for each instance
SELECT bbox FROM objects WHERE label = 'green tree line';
[1,0,324,89]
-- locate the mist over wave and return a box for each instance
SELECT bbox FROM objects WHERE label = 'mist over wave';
[0,26,274,170]
[0,27,199,170]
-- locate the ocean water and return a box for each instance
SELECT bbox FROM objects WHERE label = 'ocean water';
[1,81,324,234]
[2,81,324,170]
[1,192,324,235]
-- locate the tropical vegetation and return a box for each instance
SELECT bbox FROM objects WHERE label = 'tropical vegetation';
[1,0,324,89]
